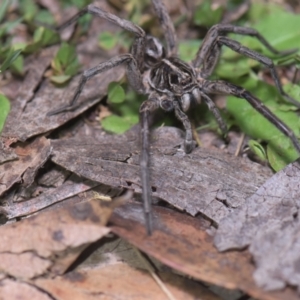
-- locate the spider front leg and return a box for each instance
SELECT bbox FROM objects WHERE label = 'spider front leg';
[151,0,177,56]
[139,98,160,235]
[47,5,147,115]
[193,24,299,108]
[202,80,300,154]
[47,54,144,116]
[215,37,300,108]
[193,24,297,69]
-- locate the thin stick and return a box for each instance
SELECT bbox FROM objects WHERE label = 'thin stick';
[234,133,245,157]
[134,247,177,300]
[192,123,202,148]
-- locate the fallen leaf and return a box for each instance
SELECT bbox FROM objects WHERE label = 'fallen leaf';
[34,262,219,300]
[110,202,299,300]
[0,198,113,279]
[0,279,53,300]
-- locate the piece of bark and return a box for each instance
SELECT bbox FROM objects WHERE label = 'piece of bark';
[2,178,100,220]
[110,202,299,300]
[214,159,300,291]
[37,164,70,187]
[0,199,113,279]
[51,126,272,224]
[0,137,51,197]
[0,139,18,165]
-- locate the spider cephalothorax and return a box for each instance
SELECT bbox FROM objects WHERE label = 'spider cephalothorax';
[47,0,300,235]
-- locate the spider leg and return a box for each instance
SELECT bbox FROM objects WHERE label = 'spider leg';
[173,101,194,153]
[151,0,177,56]
[139,97,160,235]
[47,54,143,116]
[55,5,146,70]
[215,37,300,108]
[202,80,300,153]
[193,24,297,69]
[199,91,228,135]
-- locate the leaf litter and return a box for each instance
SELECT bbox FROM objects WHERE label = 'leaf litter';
[215,159,300,291]
[1,0,300,299]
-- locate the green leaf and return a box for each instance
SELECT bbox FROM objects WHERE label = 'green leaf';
[51,57,63,74]
[50,74,72,84]
[0,94,10,133]
[248,140,267,161]
[178,40,201,62]
[215,57,252,79]
[64,59,80,76]
[107,82,126,104]
[51,43,80,83]
[0,49,22,73]
[226,79,300,167]
[98,32,118,50]
[267,139,294,171]
[19,0,38,22]
[193,0,223,27]
[23,41,42,54]
[56,42,73,66]
[34,9,55,25]
[38,27,60,47]
[101,115,133,134]
[283,83,300,106]
[63,0,91,9]
[10,55,24,76]
[236,6,300,56]
[24,27,60,54]
[0,0,10,23]
[0,15,22,40]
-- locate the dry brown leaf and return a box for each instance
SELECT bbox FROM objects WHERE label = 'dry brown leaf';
[0,137,51,196]
[0,279,53,300]
[0,199,113,279]
[34,262,220,300]
[110,202,299,300]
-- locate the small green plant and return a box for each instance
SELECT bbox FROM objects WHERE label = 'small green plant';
[0,49,22,133]
[50,42,81,84]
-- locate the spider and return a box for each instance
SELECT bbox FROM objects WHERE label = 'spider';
[48,0,300,235]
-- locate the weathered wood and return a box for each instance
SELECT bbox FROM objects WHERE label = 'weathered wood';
[51,126,272,224]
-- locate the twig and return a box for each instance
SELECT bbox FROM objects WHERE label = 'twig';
[133,247,177,300]
[234,133,245,157]
[192,123,202,148]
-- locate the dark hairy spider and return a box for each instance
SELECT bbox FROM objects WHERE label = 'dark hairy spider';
[48,0,300,235]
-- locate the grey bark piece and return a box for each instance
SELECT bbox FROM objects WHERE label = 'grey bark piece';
[0,140,18,165]
[214,159,300,291]
[51,126,272,224]
[0,137,52,197]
